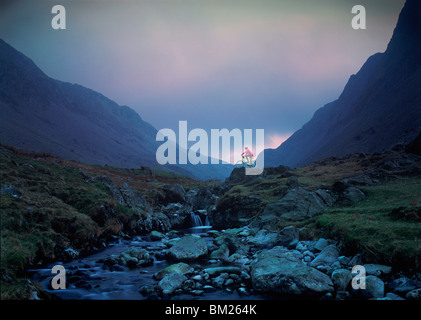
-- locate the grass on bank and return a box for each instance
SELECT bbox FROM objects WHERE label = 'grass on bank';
[222,164,421,270]
[309,177,421,270]
[0,148,142,299]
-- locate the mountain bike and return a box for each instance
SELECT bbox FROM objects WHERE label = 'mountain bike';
[235,155,256,168]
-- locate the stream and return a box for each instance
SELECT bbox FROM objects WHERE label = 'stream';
[26,226,265,300]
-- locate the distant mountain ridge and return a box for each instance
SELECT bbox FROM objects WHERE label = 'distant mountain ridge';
[265,0,421,168]
[0,39,232,180]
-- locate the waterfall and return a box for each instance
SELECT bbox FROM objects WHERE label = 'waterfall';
[190,212,203,227]
[204,216,211,226]
[190,212,212,228]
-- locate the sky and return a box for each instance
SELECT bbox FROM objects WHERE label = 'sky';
[0,0,406,154]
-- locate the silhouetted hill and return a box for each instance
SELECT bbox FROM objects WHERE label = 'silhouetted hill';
[265,0,421,168]
[0,39,232,180]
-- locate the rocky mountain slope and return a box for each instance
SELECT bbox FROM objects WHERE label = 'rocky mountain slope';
[0,39,232,181]
[265,0,421,168]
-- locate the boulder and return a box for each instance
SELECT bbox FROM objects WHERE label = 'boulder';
[363,264,392,277]
[343,187,366,202]
[250,246,334,296]
[149,230,165,241]
[166,235,208,262]
[158,272,187,295]
[311,244,340,267]
[212,273,229,288]
[261,187,328,223]
[389,276,421,294]
[214,233,249,255]
[212,194,262,228]
[360,276,385,299]
[314,238,330,251]
[154,262,193,280]
[331,269,352,291]
[162,184,187,204]
[120,248,153,268]
[204,266,241,277]
[190,186,219,211]
[385,292,405,300]
[277,226,299,247]
[314,189,337,207]
[406,288,421,300]
[137,211,171,234]
[247,229,278,248]
[210,244,230,261]
[119,186,151,212]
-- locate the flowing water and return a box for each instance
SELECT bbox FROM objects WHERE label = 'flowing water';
[27,227,265,300]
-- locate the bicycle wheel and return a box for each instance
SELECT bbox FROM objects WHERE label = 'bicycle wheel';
[235,160,245,168]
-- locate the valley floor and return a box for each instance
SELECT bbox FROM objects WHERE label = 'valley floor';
[1,145,420,300]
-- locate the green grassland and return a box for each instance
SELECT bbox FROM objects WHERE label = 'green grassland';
[0,146,213,299]
[312,177,421,270]
[220,160,421,270]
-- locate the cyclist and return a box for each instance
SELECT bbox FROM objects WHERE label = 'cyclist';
[242,147,254,167]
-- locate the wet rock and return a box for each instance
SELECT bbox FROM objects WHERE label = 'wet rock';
[385,292,405,300]
[227,253,249,265]
[261,187,328,223]
[349,253,364,266]
[214,233,249,255]
[211,194,262,228]
[203,285,216,293]
[311,244,340,267]
[210,244,230,261]
[335,291,351,300]
[314,238,329,252]
[166,235,208,262]
[191,290,204,296]
[181,279,196,292]
[139,285,157,297]
[63,247,79,259]
[191,275,202,281]
[190,186,219,212]
[166,230,183,239]
[154,262,193,280]
[137,211,171,234]
[247,229,278,248]
[353,275,384,299]
[250,246,334,296]
[158,272,187,295]
[277,226,300,247]
[337,256,351,267]
[121,248,153,267]
[213,273,229,288]
[331,269,352,291]
[149,230,165,241]
[204,266,241,277]
[364,264,392,277]
[125,256,139,269]
[224,278,234,286]
[237,287,249,296]
[389,276,421,294]
[406,288,421,300]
